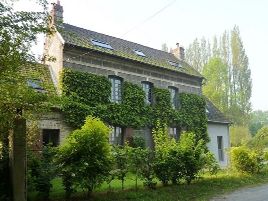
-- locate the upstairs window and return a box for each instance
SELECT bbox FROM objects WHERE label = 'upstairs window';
[91,39,113,50]
[142,81,153,105]
[169,127,179,140]
[168,86,179,109]
[134,49,146,57]
[109,76,122,103]
[168,60,182,68]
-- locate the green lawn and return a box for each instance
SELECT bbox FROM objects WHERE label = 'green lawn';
[29,170,268,201]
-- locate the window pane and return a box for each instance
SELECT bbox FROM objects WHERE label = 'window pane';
[142,82,152,104]
[168,87,178,109]
[109,76,122,103]
[217,136,224,161]
[110,127,123,145]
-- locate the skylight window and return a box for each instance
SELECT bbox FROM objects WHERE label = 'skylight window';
[134,49,146,57]
[91,39,113,50]
[168,60,182,68]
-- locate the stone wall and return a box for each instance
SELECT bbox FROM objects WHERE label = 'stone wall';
[62,46,202,95]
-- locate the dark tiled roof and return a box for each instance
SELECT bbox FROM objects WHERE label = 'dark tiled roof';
[59,23,202,78]
[206,99,230,124]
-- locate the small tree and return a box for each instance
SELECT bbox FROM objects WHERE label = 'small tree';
[57,116,112,197]
[112,146,128,190]
[179,132,206,184]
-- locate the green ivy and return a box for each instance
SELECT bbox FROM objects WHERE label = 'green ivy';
[61,69,208,142]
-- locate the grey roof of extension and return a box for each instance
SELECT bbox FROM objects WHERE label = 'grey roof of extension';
[206,99,231,124]
[59,23,203,78]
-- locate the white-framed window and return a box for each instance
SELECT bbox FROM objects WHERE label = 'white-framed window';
[217,136,224,161]
[168,86,179,109]
[142,81,153,105]
[169,127,178,140]
[109,76,122,103]
[134,49,146,57]
[110,127,123,145]
[91,39,113,50]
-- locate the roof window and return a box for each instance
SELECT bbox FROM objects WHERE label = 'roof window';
[168,60,182,68]
[134,49,146,57]
[91,39,113,50]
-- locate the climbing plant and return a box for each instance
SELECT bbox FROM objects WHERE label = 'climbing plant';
[61,68,208,142]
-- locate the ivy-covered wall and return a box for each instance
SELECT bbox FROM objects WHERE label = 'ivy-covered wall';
[61,68,209,142]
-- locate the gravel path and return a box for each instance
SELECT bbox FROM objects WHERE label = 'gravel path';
[210,184,268,201]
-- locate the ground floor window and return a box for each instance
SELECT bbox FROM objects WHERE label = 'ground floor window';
[42,129,60,147]
[110,127,123,145]
[217,136,224,161]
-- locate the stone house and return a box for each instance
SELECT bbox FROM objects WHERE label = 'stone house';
[41,1,230,167]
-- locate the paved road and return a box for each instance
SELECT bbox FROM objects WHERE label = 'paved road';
[210,184,268,201]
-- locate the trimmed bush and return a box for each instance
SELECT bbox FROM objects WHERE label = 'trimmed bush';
[230,146,263,174]
[57,116,112,197]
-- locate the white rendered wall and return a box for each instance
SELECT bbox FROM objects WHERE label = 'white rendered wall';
[207,122,230,168]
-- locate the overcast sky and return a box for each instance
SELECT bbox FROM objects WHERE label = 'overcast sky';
[14,0,268,111]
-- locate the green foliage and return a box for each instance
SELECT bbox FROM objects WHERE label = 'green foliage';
[27,146,57,200]
[152,88,174,125]
[128,135,146,148]
[57,116,112,196]
[249,110,268,136]
[248,126,268,150]
[179,132,207,184]
[203,152,220,175]
[186,26,252,125]
[230,125,251,146]
[203,58,229,114]
[61,69,208,142]
[112,146,129,190]
[179,93,209,142]
[62,69,111,106]
[230,146,263,174]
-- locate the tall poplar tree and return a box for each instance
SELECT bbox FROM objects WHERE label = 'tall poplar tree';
[185,25,252,125]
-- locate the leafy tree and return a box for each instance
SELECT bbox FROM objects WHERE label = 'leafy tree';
[186,26,252,125]
[203,57,229,113]
[161,43,169,52]
[112,146,128,190]
[230,125,251,146]
[0,1,53,199]
[249,110,268,136]
[179,132,206,184]
[57,116,112,197]
[248,126,268,150]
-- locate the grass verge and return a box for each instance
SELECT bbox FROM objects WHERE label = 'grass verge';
[29,170,268,201]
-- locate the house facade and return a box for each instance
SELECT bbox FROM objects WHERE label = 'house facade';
[42,1,230,167]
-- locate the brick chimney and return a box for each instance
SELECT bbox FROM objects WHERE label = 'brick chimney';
[50,0,63,25]
[171,43,185,60]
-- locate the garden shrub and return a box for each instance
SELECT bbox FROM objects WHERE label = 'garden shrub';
[57,116,112,197]
[152,121,175,185]
[112,146,129,190]
[128,135,146,148]
[203,152,220,175]
[27,146,57,200]
[179,132,207,184]
[230,146,263,174]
